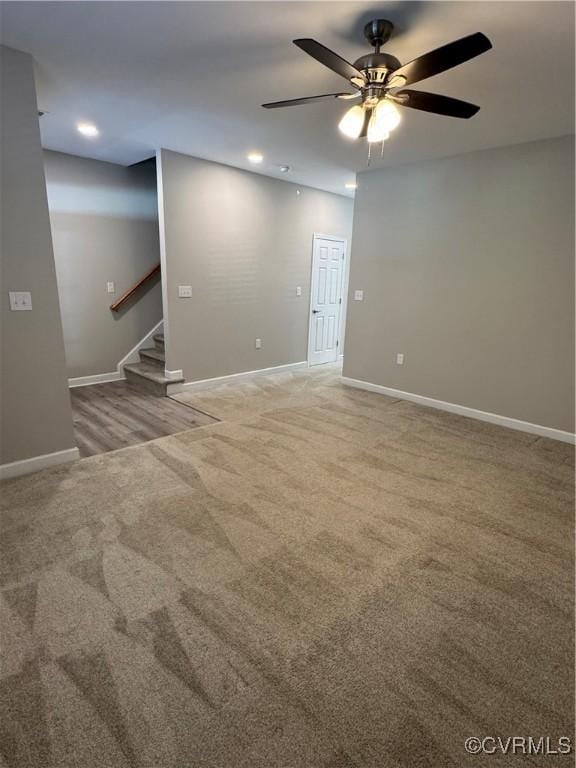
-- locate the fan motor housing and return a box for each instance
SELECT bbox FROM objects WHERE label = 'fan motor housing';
[353,52,401,83]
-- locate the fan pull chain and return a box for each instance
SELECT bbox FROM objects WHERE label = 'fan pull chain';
[366,139,386,166]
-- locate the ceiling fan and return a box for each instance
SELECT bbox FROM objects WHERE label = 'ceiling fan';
[262,20,492,144]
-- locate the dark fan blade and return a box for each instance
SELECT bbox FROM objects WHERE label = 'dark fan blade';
[294,39,366,84]
[359,108,372,139]
[391,32,492,86]
[262,93,356,109]
[397,90,480,118]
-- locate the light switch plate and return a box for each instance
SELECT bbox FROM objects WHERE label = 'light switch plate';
[255,338,262,349]
[396,353,404,365]
[9,291,32,311]
[178,285,192,298]
[354,290,364,301]
[296,286,302,297]
[106,281,115,294]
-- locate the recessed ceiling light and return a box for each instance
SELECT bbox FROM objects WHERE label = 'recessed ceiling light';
[247,152,264,164]
[77,122,99,138]
[279,165,290,173]
[345,182,358,190]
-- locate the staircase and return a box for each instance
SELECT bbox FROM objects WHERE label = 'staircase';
[123,333,184,395]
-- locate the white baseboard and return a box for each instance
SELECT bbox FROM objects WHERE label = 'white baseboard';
[69,320,165,388]
[164,368,184,381]
[169,361,308,393]
[0,447,80,481]
[69,371,124,388]
[117,319,164,372]
[341,376,576,444]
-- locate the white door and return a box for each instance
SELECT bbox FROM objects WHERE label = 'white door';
[308,236,345,366]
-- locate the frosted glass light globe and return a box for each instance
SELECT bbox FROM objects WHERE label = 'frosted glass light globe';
[373,99,401,132]
[338,105,365,139]
[367,112,390,144]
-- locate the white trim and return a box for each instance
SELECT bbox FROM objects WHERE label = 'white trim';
[117,319,164,372]
[312,232,349,242]
[0,447,80,481]
[156,150,172,368]
[341,377,576,444]
[308,233,348,367]
[164,368,183,381]
[69,371,124,388]
[69,320,165,388]
[168,361,308,394]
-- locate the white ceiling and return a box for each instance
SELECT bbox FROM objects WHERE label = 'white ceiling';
[1,1,574,196]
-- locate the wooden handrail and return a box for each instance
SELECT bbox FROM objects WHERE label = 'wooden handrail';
[110,263,161,312]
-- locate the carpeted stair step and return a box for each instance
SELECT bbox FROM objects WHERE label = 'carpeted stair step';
[139,347,165,367]
[153,333,165,352]
[124,361,183,396]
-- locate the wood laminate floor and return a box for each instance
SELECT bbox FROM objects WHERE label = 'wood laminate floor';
[70,380,218,457]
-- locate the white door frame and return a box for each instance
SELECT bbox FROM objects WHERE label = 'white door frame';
[307,233,348,366]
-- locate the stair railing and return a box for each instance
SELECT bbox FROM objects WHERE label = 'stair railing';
[110,263,161,312]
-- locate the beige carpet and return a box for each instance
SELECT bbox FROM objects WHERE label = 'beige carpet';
[1,364,574,767]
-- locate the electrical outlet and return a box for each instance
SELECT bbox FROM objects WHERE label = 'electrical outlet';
[106,281,115,294]
[178,285,192,298]
[396,353,404,365]
[9,291,32,311]
[354,290,364,301]
[296,286,302,297]
[255,338,262,349]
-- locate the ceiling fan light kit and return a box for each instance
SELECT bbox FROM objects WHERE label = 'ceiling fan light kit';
[263,18,492,154]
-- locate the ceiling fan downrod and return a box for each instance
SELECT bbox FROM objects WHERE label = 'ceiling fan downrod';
[352,19,402,92]
[364,19,394,54]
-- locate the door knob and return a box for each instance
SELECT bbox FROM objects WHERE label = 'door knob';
[312,309,320,314]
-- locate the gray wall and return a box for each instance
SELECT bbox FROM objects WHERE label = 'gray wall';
[44,151,162,379]
[0,46,75,464]
[344,136,575,433]
[157,149,353,381]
